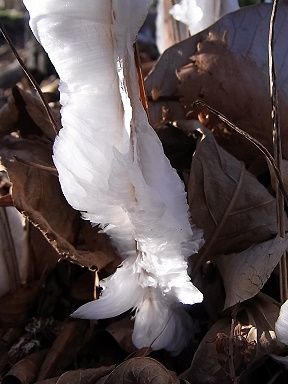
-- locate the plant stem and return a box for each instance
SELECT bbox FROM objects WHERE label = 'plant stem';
[268,0,288,302]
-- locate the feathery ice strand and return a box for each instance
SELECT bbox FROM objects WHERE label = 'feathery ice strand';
[23,0,203,354]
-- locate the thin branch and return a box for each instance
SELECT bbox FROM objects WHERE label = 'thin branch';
[0,25,59,136]
[193,100,288,206]
[268,0,288,302]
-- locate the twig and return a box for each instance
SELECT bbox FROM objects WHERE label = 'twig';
[0,25,59,136]
[193,100,288,206]
[268,0,288,302]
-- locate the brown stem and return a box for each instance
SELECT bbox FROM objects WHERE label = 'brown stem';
[268,0,288,302]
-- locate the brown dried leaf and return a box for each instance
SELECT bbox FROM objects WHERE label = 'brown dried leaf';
[217,236,288,309]
[146,3,288,160]
[38,320,88,380]
[0,136,119,271]
[103,358,179,384]
[0,281,40,328]
[182,294,282,384]
[188,127,281,255]
[2,350,47,384]
[35,378,59,384]
[106,317,135,354]
[0,93,19,136]
[0,194,13,207]
[13,87,59,139]
[54,367,115,384]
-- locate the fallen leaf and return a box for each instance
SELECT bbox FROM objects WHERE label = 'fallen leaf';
[0,281,40,328]
[2,350,47,384]
[182,294,283,384]
[0,92,19,136]
[106,317,135,354]
[0,135,119,271]
[146,3,288,161]
[188,127,281,255]
[103,357,179,384]
[54,366,115,384]
[217,236,288,309]
[35,379,59,384]
[13,86,59,139]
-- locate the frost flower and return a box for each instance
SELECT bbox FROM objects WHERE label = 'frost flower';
[23,0,204,354]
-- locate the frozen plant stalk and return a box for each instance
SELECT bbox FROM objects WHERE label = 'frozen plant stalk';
[23,0,203,354]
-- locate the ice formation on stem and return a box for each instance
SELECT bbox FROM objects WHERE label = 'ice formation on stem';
[23,0,203,354]
[170,0,239,36]
[275,299,288,345]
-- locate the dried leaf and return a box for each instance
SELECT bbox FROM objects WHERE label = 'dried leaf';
[106,317,135,354]
[182,294,282,384]
[34,378,59,384]
[146,3,288,160]
[188,127,281,255]
[37,320,88,380]
[0,281,40,327]
[103,357,179,384]
[0,194,13,207]
[0,92,19,136]
[0,136,119,270]
[13,87,61,139]
[54,367,115,384]
[2,350,47,384]
[217,236,288,309]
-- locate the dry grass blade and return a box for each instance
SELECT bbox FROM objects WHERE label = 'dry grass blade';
[0,25,58,135]
[193,100,288,205]
[268,0,288,302]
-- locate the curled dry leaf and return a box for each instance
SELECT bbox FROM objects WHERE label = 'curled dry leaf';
[14,87,60,139]
[217,236,288,309]
[182,294,283,384]
[188,127,281,256]
[0,135,119,271]
[53,366,115,384]
[0,92,19,136]
[146,3,288,161]
[103,357,179,384]
[2,350,47,384]
[0,87,58,139]
[34,379,59,384]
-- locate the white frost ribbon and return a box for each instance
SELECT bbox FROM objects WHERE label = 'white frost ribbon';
[170,0,240,36]
[275,299,288,345]
[23,0,203,354]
